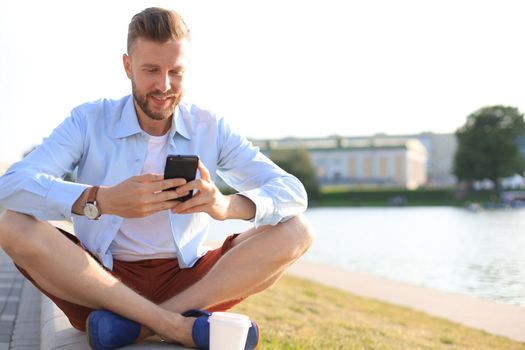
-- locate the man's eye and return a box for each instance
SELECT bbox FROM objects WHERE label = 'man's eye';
[144,68,158,73]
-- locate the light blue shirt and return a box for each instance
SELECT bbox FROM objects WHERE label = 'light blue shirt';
[0,95,307,269]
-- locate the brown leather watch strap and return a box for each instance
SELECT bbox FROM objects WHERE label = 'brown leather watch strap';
[87,186,100,204]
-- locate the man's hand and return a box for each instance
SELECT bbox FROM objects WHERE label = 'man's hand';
[95,174,186,218]
[171,161,256,221]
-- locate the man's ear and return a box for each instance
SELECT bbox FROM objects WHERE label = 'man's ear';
[123,53,132,79]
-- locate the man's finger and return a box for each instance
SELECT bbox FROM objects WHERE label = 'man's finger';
[132,173,163,183]
[146,178,187,192]
[141,202,178,217]
[174,179,205,196]
[152,189,181,202]
[162,178,188,190]
[197,160,211,182]
[172,193,207,214]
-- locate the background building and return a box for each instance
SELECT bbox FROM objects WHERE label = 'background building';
[367,133,457,187]
[252,132,457,190]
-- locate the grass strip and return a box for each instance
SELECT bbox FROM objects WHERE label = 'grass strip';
[232,274,525,350]
[315,188,496,207]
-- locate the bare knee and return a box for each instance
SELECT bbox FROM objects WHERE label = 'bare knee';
[276,214,314,262]
[0,211,49,263]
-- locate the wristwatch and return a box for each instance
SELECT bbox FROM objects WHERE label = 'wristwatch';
[83,186,101,220]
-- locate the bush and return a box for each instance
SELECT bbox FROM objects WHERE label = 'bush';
[269,148,320,204]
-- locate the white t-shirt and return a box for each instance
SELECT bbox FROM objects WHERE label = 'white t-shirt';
[109,132,177,261]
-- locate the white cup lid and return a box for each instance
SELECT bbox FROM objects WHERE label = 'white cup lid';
[208,312,252,327]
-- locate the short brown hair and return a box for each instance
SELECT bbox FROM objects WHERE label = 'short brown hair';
[127,7,190,54]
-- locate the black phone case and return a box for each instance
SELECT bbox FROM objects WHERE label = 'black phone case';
[164,155,199,202]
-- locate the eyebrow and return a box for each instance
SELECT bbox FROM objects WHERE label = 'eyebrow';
[140,63,185,70]
[141,63,159,68]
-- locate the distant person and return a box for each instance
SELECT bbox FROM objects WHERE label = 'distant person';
[0,7,313,349]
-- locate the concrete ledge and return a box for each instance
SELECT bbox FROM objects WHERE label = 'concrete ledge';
[40,295,191,350]
[40,296,88,350]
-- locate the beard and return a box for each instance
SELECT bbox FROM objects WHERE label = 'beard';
[131,80,183,121]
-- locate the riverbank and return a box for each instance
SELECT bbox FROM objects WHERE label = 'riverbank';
[287,259,525,342]
[315,187,495,207]
[231,260,525,349]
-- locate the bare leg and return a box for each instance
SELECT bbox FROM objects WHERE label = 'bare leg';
[159,215,313,311]
[135,216,314,341]
[0,210,314,344]
[133,214,314,339]
[0,211,194,346]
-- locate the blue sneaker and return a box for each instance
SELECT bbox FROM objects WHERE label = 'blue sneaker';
[87,310,141,350]
[183,309,260,350]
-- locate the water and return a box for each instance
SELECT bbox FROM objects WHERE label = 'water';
[208,207,525,306]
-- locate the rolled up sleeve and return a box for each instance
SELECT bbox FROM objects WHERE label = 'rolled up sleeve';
[216,117,307,227]
[0,111,87,220]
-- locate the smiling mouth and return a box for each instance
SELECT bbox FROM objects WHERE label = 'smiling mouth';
[150,95,174,103]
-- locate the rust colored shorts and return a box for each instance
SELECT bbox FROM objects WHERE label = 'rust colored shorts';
[16,227,244,331]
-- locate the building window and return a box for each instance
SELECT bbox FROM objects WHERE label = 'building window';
[364,156,373,179]
[379,156,388,178]
[332,158,341,166]
[347,157,356,177]
[395,155,404,184]
[317,166,326,178]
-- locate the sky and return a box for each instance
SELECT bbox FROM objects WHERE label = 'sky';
[1,0,525,163]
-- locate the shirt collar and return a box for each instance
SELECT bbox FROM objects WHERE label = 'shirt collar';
[172,104,192,140]
[111,96,192,140]
[111,96,143,139]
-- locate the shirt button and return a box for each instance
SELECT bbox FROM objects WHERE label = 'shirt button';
[135,158,141,162]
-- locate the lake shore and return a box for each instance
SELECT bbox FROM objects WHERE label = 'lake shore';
[287,258,525,343]
[314,186,498,207]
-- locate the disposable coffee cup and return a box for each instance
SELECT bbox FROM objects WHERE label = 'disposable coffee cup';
[208,311,251,350]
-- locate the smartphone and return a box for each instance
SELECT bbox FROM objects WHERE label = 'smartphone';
[164,154,199,202]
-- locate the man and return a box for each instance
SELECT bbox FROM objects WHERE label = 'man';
[0,7,313,350]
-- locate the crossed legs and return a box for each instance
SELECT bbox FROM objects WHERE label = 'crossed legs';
[0,211,314,346]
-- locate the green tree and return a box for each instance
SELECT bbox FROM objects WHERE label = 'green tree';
[453,105,525,193]
[270,148,320,203]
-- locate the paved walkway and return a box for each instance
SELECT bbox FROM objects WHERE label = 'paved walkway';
[0,249,40,350]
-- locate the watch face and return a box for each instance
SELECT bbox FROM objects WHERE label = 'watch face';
[84,203,100,220]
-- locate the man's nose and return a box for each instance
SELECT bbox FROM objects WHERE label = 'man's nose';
[156,73,171,92]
